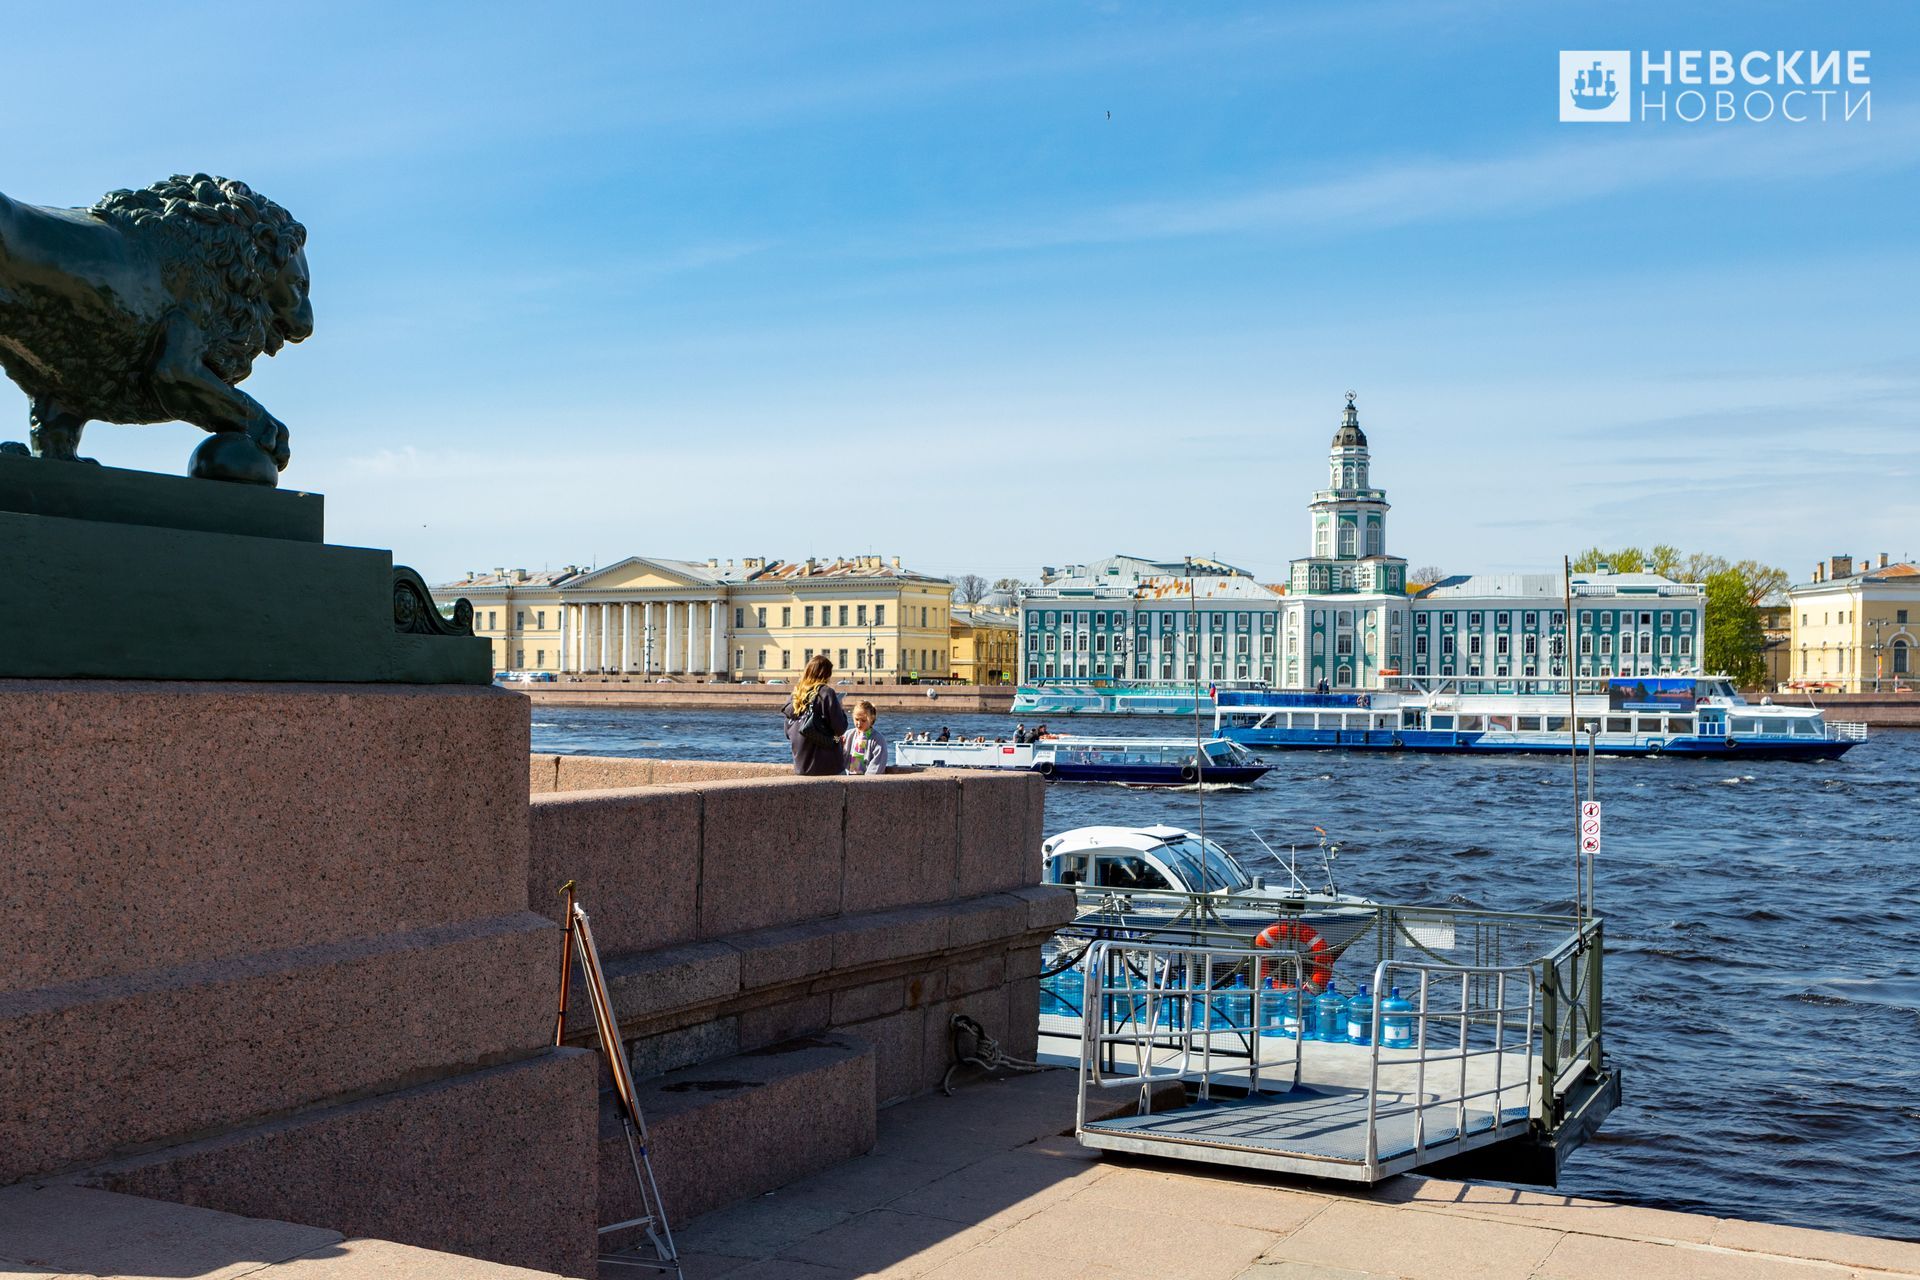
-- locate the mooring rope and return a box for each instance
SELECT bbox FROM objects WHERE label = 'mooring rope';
[942,1012,1045,1095]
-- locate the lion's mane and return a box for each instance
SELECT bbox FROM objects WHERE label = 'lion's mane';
[91,174,306,386]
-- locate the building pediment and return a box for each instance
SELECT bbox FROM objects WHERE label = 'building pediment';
[560,556,718,592]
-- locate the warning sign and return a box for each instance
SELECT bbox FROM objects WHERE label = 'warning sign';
[1580,800,1601,853]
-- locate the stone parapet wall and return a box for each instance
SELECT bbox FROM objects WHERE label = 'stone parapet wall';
[0,681,598,1276]
[531,762,1069,1105]
[519,682,1015,714]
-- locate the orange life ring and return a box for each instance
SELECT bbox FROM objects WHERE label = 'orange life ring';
[1252,919,1333,991]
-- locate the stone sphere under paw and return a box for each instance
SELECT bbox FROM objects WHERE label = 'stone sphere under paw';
[189,432,281,487]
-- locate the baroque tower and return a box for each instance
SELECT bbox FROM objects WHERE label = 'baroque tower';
[1291,393,1406,595]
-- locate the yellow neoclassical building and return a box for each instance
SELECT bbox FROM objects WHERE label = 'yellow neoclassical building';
[949,602,1020,685]
[441,555,956,681]
[1785,553,1920,692]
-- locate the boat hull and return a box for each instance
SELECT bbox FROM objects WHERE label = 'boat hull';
[1218,727,1855,760]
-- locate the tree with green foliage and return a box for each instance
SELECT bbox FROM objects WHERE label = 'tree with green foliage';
[1703,569,1767,686]
[1647,543,1684,578]
[1571,546,1645,573]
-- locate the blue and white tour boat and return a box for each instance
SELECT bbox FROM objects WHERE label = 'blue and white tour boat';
[1213,676,1865,760]
[893,733,1273,785]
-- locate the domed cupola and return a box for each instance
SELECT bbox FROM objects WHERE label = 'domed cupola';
[1331,391,1368,449]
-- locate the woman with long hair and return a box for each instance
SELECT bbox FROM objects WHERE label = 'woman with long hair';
[783,654,849,775]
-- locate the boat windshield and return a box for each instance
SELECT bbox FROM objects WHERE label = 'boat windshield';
[1153,837,1251,892]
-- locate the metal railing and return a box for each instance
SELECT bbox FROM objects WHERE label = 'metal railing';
[1362,957,1537,1167]
[1062,893,1608,1171]
[1827,720,1869,741]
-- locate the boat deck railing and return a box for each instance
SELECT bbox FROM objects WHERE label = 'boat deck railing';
[1827,720,1869,741]
[1057,892,1611,1183]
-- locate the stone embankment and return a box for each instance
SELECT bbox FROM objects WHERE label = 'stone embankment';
[1783,690,1920,728]
[520,678,1016,714]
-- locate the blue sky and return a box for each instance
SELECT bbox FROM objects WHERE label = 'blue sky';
[4,1,1915,585]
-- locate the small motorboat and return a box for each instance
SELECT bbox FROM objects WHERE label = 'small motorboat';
[894,734,1272,786]
[1041,824,1376,981]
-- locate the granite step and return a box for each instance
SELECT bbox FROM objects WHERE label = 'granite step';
[598,1033,877,1251]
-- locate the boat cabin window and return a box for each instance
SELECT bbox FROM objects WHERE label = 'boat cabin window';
[1154,837,1252,892]
[1730,717,1762,736]
[1431,714,1454,729]
[1049,854,1089,885]
[1459,715,1484,731]
[1606,716,1631,733]
[1517,715,1542,732]
[1093,855,1174,891]
[1544,715,1569,733]
[1793,718,1821,736]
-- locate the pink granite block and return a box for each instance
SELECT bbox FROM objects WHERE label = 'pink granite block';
[609,1036,876,1229]
[1004,975,1041,1061]
[947,894,1030,951]
[551,753,657,790]
[830,905,949,970]
[696,779,846,936]
[529,787,701,954]
[94,1050,600,1278]
[528,753,561,792]
[1009,883,1077,932]
[645,759,790,784]
[829,977,905,1025]
[840,1006,927,1105]
[953,773,1039,897]
[599,940,741,1027]
[0,681,529,992]
[840,776,958,913]
[0,913,556,1183]
[946,952,1007,998]
[730,920,839,991]
[736,993,831,1050]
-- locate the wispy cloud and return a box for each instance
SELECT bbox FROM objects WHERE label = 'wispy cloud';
[906,117,1920,256]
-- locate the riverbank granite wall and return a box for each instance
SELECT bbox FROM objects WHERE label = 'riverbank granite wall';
[528,753,1072,1226]
[0,681,599,1276]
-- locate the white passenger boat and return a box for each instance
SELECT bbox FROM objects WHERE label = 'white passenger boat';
[894,734,1272,785]
[1215,675,1864,760]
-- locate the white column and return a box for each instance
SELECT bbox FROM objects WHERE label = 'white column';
[558,605,571,673]
[621,603,633,671]
[665,601,679,674]
[710,601,723,677]
[643,602,655,676]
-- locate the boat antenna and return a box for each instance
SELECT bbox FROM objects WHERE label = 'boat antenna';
[1318,827,1342,895]
[1564,554,1581,922]
[1187,556,1213,890]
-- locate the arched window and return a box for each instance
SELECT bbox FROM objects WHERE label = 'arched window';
[1895,639,1910,675]
[1338,523,1357,556]
[1365,521,1383,556]
[1336,664,1353,687]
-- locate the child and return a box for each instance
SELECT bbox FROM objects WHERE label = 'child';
[843,700,888,775]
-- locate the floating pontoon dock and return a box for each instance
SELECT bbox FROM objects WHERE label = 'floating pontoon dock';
[1041,892,1619,1185]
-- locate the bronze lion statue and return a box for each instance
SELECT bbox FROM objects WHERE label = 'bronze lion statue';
[0,174,311,483]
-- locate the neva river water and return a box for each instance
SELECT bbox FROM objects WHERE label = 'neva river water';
[532,704,1920,1243]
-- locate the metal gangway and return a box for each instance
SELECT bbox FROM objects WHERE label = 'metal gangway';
[1061,899,1616,1184]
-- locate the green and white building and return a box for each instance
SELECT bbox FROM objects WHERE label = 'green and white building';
[1019,395,1705,690]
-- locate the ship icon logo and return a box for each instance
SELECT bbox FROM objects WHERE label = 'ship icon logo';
[1559,50,1630,123]
[1569,61,1618,110]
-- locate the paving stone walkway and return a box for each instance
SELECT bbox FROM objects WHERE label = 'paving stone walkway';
[652,1069,1920,1280]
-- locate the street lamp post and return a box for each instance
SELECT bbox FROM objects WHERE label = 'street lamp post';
[865,624,877,686]
[1866,616,1891,693]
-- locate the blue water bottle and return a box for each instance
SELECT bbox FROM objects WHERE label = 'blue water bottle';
[1225,973,1250,1032]
[1312,980,1343,1042]
[1380,985,1416,1049]
[1345,981,1373,1045]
